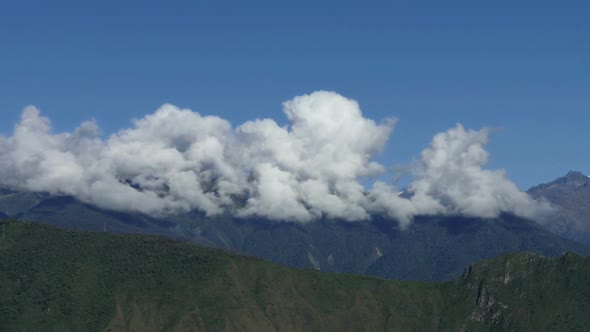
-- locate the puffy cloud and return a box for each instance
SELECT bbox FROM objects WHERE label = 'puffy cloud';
[408,124,553,221]
[0,91,551,224]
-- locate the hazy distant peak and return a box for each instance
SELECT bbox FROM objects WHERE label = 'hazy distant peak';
[528,170,590,192]
[525,170,590,244]
[558,170,589,187]
[565,170,589,181]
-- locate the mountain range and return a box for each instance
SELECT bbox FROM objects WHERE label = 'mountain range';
[528,170,590,244]
[1,171,589,282]
[1,220,589,331]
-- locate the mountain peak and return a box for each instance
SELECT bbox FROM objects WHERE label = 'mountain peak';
[526,170,590,244]
[560,170,590,187]
[528,170,590,192]
[565,170,589,181]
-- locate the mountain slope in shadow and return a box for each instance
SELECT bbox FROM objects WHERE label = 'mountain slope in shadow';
[1,188,588,281]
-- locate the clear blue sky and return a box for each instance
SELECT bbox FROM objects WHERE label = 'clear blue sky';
[1,0,588,189]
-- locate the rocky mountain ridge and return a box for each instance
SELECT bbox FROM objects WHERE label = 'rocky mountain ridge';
[528,170,590,243]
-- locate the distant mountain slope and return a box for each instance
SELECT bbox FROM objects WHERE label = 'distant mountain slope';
[0,189,588,281]
[0,189,48,216]
[188,214,590,281]
[18,195,181,237]
[528,170,590,243]
[0,220,589,331]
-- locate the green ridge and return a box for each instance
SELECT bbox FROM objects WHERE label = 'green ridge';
[1,219,589,331]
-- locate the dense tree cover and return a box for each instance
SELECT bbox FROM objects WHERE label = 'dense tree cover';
[1,219,589,331]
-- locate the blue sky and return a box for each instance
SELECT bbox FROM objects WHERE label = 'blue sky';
[1,0,588,189]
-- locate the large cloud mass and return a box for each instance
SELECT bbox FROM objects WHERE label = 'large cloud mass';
[0,91,552,225]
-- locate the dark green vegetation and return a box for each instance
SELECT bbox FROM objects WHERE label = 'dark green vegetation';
[2,186,588,281]
[1,220,589,331]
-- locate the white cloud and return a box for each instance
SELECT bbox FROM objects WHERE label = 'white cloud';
[408,124,553,221]
[0,92,552,224]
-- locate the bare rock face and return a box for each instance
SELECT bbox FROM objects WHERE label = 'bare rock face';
[528,171,590,243]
